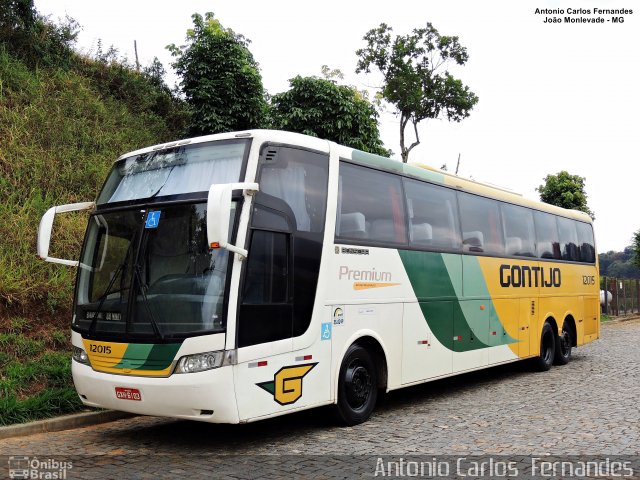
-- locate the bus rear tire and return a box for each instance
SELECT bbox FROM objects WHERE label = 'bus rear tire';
[553,321,573,365]
[534,322,555,372]
[334,344,378,426]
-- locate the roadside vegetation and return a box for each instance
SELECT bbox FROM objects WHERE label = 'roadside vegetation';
[0,319,80,425]
[0,1,186,424]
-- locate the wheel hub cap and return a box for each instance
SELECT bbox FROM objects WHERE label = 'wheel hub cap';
[346,363,371,409]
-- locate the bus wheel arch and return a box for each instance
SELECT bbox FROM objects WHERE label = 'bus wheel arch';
[554,315,576,365]
[544,316,559,338]
[533,318,556,372]
[333,335,388,426]
[563,315,577,347]
[352,336,388,390]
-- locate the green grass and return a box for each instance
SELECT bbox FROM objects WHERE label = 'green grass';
[0,388,81,426]
[600,314,612,322]
[0,326,82,426]
[0,46,185,311]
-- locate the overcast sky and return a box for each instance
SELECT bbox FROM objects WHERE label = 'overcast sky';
[37,0,639,253]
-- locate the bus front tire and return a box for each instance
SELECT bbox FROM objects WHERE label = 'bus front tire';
[534,322,555,372]
[335,344,378,426]
[553,321,573,365]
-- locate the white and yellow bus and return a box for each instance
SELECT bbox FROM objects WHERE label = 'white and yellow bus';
[38,130,599,425]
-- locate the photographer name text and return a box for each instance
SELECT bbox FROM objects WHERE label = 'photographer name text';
[535,7,633,24]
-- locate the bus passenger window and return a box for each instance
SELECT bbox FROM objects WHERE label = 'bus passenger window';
[339,212,367,239]
[576,221,595,263]
[336,162,407,245]
[500,203,536,257]
[534,211,561,260]
[557,217,579,261]
[458,193,504,255]
[403,178,461,250]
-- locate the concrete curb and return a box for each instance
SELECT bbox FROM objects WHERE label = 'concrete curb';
[0,410,135,440]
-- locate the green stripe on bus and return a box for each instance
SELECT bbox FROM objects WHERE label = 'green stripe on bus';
[112,343,180,371]
[113,343,153,370]
[399,250,515,352]
[138,344,182,371]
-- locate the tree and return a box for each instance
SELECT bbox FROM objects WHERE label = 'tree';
[270,75,389,156]
[632,229,640,270]
[599,247,640,279]
[167,12,267,136]
[355,22,478,163]
[0,0,78,68]
[536,171,594,218]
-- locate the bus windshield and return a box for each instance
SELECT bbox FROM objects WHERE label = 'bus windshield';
[96,139,248,205]
[73,203,234,339]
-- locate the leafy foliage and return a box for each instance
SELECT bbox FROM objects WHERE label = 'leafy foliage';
[632,230,640,270]
[168,12,268,136]
[270,75,389,156]
[74,53,188,136]
[536,171,595,219]
[0,0,79,69]
[599,247,640,279]
[356,22,478,162]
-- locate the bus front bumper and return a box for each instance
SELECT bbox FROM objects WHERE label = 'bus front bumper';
[72,361,240,423]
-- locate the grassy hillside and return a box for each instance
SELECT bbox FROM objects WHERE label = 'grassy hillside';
[0,43,186,424]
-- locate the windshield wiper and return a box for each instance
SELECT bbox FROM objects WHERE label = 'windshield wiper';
[133,265,164,341]
[88,260,126,335]
[88,239,134,335]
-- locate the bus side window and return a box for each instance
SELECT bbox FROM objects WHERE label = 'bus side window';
[238,230,292,347]
[534,211,561,260]
[403,178,461,250]
[336,162,407,246]
[576,221,595,263]
[258,147,328,233]
[458,192,504,255]
[500,203,536,257]
[242,230,288,304]
[557,217,579,262]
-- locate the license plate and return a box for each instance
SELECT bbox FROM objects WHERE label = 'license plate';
[115,387,141,401]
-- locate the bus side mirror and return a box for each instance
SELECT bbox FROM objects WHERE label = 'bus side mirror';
[207,182,259,259]
[38,201,95,266]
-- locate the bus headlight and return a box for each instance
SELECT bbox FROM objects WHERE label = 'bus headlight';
[72,346,91,366]
[175,351,224,374]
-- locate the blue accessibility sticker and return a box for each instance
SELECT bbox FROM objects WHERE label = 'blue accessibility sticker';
[145,210,161,229]
[321,322,332,341]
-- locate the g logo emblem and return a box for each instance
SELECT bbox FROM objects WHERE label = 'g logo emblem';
[257,363,318,405]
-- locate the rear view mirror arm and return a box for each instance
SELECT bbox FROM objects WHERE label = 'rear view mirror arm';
[206,182,259,260]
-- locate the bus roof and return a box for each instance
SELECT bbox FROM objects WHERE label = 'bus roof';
[117,129,330,161]
[345,148,593,224]
[117,129,592,224]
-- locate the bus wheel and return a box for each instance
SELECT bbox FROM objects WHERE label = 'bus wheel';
[553,322,573,365]
[335,344,378,426]
[534,322,555,372]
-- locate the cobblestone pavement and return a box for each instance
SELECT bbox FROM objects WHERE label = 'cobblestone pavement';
[1,320,639,479]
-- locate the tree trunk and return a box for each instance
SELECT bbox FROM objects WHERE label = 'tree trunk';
[400,115,420,163]
[400,114,409,163]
